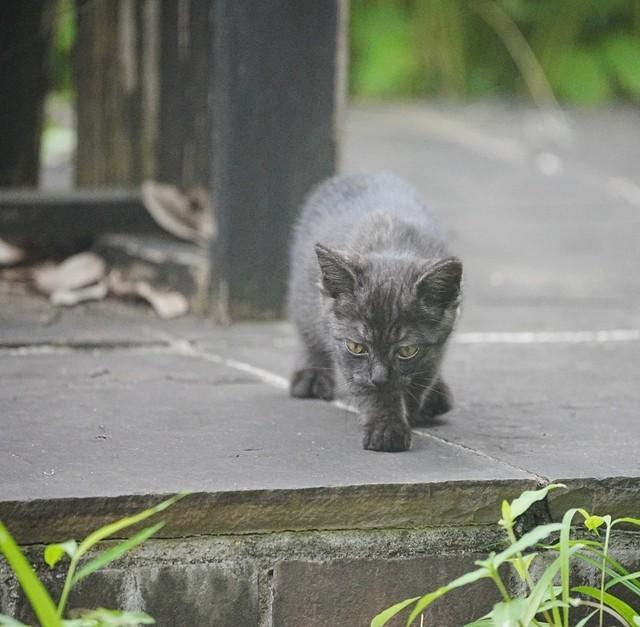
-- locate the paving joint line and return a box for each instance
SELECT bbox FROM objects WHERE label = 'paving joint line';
[157,331,547,480]
[0,340,172,356]
[412,431,548,484]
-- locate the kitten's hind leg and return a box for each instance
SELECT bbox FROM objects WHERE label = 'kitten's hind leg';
[290,347,335,402]
[408,377,453,427]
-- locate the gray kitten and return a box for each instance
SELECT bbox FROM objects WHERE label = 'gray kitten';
[287,172,462,452]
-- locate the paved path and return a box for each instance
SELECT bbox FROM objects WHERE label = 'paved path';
[2,104,639,537]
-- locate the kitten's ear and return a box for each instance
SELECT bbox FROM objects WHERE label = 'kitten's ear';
[315,244,360,297]
[415,257,463,307]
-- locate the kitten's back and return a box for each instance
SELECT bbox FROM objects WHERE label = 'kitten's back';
[292,171,446,257]
[288,172,450,339]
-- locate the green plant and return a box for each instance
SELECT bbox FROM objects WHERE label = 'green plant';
[0,493,187,627]
[350,1,640,104]
[372,484,640,626]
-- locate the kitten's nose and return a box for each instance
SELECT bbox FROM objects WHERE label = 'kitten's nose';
[370,364,389,387]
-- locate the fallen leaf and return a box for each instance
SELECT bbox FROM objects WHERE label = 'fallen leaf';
[0,238,26,266]
[141,180,215,244]
[108,271,188,318]
[50,281,108,306]
[34,252,106,294]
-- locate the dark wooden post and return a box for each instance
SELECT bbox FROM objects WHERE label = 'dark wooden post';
[210,1,346,318]
[157,1,214,190]
[73,0,345,318]
[74,0,159,186]
[0,0,55,186]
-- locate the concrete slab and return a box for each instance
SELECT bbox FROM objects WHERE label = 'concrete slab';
[343,104,640,334]
[438,341,640,479]
[0,288,170,347]
[0,349,531,502]
[2,103,639,548]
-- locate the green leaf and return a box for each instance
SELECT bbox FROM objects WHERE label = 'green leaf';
[614,517,640,529]
[463,618,493,627]
[45,540,78,568]
[499,499,513,528]
[602,34,640,98]
[73,523,164,585]
[537,599,572,612]
[573,585,640,625]
[0,522,61,627]
[605,571,640,592]
[507,553,536,581]
[76,493,186,559]
[0,615,29,626]
[572,550,640,599]
[508,483,565,520]
[57,493,187,619]
[522,545,583,625]
[549,47,612,105]
[405,568,489,626]
[350,2,422,97]
[370,596,420,627]
[490,523,563,569]
[583,515,606,533]
[492,598,527,625]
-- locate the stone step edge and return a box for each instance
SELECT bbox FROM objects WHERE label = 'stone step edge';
[3,477,638,545]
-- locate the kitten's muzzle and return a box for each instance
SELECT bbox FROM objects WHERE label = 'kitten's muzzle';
[370,363,390,388]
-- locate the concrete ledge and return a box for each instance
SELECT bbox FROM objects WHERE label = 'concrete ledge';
[0,480,537,545]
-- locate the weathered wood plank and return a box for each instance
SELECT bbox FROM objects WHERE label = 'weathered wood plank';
[0,189,159,239]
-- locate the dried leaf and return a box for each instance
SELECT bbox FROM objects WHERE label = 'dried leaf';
[34,253,106,294]
[141,181,214,244]
[50,282,108,306]
[108,271,188,319]
[0,238,26,266]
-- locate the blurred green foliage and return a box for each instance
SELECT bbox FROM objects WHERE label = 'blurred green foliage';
[49,0,75,98]
[350,0,640,104]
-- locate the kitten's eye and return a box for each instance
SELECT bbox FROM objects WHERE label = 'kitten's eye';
[345,340,366,355]
[397,345,419,360]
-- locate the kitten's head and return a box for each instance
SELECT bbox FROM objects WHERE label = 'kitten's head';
[315,243,462,396]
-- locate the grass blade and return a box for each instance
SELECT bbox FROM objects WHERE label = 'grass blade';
[559,508,580,626]
[0,522,61,627]
[606,571,640,593]
[572,552,640,600]
[574,609,599,627]
[523,545,583,625]
[492,523,563,568]
[405,568,490,626]
[76,493,186,557]
[573,585,640,625]
[57,493,187,618]
[72,522,165,585]
[370,597,419,627]
[613,518,640,529]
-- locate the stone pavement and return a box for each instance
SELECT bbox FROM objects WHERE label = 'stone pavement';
[1,104,639,625]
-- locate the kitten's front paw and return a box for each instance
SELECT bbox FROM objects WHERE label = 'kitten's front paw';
[362,420,412,452]
[290,368,334,401]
